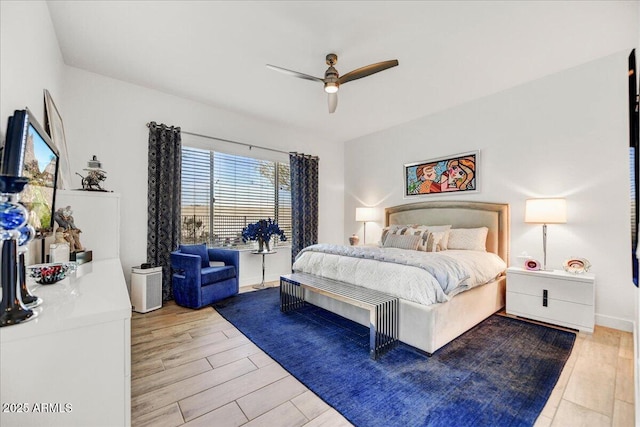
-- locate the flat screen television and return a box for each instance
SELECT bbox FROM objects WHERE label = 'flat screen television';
[1,108,60,238]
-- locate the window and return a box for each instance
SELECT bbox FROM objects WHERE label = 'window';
[180,146,291,248]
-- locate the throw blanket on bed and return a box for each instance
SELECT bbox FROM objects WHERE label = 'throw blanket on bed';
[293,244,469,304]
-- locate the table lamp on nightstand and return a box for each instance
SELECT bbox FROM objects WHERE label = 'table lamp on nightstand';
[525,198,567,271]
[356,207,377,245]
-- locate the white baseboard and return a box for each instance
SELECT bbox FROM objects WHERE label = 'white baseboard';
[595,313,634,332]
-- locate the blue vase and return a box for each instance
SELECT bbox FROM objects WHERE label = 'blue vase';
[0,200,28,230]
[0,175,37,327]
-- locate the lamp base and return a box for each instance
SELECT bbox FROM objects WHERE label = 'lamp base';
[0,306,37,327]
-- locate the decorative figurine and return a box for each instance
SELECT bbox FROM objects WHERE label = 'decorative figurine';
[54,205,84,253]
[54,227,67,244]
[76,155,107,191]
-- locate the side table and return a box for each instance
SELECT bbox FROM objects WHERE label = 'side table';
[506,267,595,332]
[252,250,277,289]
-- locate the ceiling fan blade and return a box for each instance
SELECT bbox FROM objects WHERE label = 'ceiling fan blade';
[266,64,324,83]
[328,92,338,114]
[338,59,399,85]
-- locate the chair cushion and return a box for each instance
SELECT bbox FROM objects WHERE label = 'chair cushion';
[179,243,209,269]
[201,265,236,285]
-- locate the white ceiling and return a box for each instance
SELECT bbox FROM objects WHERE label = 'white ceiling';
[46,1,637,144]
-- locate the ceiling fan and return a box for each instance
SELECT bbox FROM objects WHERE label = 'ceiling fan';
[266,54,399,113]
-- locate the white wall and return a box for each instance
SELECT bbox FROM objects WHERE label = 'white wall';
[345,51,636,331]
[0,1,65,265]
[1,1,344,286]
[59,66,344,284]
[0,1,64,135]
[2,1,635,331]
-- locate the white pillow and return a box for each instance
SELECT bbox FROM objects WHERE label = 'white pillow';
[447,227,488,251]
[383,233,421,250]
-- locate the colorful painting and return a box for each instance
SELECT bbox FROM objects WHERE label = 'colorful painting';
[404,151,478,197]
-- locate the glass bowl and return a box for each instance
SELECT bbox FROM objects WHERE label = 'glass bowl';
[28,262,77,285]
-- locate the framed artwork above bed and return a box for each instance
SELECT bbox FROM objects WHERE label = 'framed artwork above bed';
[404,151,478,198]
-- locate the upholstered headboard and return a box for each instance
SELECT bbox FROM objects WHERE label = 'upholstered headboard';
[385,201,510,264]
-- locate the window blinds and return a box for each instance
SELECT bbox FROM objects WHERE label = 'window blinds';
[181,146,291,247]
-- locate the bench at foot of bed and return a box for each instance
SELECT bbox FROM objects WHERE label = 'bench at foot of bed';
[280,272,398,360]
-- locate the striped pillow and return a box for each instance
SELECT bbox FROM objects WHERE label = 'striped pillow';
[389,225,452,252]
[382,233,421,250]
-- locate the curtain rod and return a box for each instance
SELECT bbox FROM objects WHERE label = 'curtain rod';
[146,122,290,156]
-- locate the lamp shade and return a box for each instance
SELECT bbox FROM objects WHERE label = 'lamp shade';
[525,198,567,224]
[355,207,377,222]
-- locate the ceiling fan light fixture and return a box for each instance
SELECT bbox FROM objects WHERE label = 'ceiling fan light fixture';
[324,82,339,94]
[267,54,398,113]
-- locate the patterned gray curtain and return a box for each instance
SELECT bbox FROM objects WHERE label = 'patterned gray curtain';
[289,152,319,266]
[147,122,181,301]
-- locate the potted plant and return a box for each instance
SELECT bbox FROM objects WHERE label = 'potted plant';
[241,218,287,252]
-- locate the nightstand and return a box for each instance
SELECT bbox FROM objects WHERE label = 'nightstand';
[506,267,595,332]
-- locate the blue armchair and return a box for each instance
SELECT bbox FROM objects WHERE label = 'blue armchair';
[170,244,239,309]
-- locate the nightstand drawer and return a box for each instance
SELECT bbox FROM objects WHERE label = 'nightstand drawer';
[506,291,594,331]
[507,273,593,305]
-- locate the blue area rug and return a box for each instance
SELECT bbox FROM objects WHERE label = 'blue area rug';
[213,288,575,427]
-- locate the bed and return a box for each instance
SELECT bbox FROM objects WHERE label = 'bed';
[291,200,510,355]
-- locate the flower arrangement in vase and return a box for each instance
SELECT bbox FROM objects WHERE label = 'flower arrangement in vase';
[241,218,287,252]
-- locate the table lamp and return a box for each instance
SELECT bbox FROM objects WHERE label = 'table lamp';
[525,198,567,271]
[355,207,377,245]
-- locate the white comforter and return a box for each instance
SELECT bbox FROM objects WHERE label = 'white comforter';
[292,246,506,306]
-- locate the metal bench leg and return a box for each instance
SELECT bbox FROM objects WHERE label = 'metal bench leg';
[370,300,399,360]
[369,307,377,360]
[280,278,304,312]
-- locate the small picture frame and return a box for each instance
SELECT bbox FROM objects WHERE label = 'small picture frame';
[44,89,72,190]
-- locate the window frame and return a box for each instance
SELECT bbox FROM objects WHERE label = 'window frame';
[180,146,291,249]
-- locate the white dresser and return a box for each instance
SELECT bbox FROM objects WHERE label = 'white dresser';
[506,267,595,332]
[0,259,131,427]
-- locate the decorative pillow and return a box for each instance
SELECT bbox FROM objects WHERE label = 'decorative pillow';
[412,227,433,251]
[382,224,415,245]
[447,227,488,251]
[382,224,451,252]
[391,224,451,251]
[426,230,447,252]
[421,225,452,250]
[179,243,209,268]
[380,225,398,245]
[382,233,421,250]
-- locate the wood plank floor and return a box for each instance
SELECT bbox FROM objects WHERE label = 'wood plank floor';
[131,282,635,427]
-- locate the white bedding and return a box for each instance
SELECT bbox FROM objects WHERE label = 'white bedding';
[292,246,506,306]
